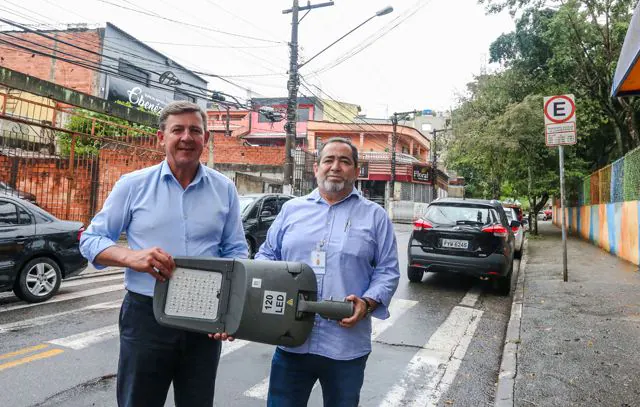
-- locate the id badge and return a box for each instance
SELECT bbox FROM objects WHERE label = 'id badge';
[310,250,326,275]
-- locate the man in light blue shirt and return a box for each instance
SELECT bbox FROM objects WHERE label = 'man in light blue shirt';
[80,101,247,407]
[256,137,399,407]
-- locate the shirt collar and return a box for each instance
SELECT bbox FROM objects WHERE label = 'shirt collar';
[160,160,207,186]
[307,186,361,204]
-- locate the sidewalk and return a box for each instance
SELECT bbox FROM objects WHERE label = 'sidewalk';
[496,221,640,407]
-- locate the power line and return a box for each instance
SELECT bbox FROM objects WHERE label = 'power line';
[1,3,285,93]
[309,0,431,75]
[94,0,284,44]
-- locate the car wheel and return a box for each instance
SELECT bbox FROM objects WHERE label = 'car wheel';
[495,265,512,296]
[246,238,255,259]
[14,257,62,303]
[407,266,424,283]
[514,246,522,259]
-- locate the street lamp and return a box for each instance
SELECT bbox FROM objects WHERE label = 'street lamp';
[282,4,394,194]
[298,6,394,69]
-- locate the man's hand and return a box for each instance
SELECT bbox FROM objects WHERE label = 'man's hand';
[208,333,235,341]
[339,295,368,328]
[125,247,175,282]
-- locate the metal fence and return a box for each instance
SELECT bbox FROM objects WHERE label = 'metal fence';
[0,87,163,224]
[292,148,317,197]
[575,146,640,205]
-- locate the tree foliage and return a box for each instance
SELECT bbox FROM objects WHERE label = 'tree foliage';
[447,0,636,230]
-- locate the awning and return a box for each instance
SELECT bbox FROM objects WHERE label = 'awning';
[612,2,640,96]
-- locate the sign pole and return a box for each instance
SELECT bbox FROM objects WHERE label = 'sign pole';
[544,94,575,282]
[559,145,568,281]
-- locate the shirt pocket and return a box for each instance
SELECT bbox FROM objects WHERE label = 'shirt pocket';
[341,227,375,263]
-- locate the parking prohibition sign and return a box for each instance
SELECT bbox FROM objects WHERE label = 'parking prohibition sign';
[544,94,576,146]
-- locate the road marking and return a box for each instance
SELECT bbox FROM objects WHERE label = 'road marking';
[0,284,124,313]
[0,300,121,335]
[0,343,49,360]
[459,286,482,308]
[0,348,64,371]
[244,298,419,400]
[378,306,483,407]
[49,324,119,350]
[61,274,123,288]
[221,339,250,358]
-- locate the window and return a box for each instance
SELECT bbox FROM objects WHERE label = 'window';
[18,207,31,225]
[296,108,310,122]
[0,201,18,225]
[118,59,149,86]
[261,198,278,217]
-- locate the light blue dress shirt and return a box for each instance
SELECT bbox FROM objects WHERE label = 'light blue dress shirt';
[80,160,248,297]
[255,187,399,360]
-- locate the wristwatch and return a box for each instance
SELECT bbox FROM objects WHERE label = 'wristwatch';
[362,297,375,317]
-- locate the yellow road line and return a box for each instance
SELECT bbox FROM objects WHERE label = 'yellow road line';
[0,344,49,360]
[0,349,64,371]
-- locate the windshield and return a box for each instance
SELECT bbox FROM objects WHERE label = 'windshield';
[239,196,258,214]
[424,205,497,226]
[504,208,514,220]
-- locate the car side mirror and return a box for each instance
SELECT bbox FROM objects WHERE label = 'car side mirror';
[510,220,521,228]
[260,210,273,218]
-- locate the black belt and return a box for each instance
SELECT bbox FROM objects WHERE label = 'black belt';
[127,290,153,304]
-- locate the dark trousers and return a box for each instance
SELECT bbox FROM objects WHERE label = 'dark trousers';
[117,291,222,407]
[267,347,369,407]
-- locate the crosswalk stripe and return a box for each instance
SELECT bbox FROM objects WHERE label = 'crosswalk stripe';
[459,286,482,308]
[0,300,121,335]
[221,339,250,358]
[244,298,419,400]
[48,324,119,350]
[378,306,483,406]
[0,284,124,313]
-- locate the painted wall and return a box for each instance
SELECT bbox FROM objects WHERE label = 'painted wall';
[553,202,640,265]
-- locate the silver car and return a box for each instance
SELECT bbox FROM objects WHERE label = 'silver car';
[504,207,524,258]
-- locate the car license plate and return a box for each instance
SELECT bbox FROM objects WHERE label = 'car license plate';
[441,238,469,249]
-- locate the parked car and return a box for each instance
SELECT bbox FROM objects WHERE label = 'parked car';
[408,198,518,296]
[543,208,553,221]
[240,193,295,258]
[0,181,37,205]
[0,194,87,303]
[504,206,524,258]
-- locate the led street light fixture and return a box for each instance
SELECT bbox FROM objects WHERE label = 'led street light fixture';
[153,257,354,346]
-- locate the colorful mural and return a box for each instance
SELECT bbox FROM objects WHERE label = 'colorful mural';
[553,202,640,265]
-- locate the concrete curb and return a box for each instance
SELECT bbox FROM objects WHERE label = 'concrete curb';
[494,243,528,407]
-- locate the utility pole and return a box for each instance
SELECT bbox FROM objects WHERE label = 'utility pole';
[225,106,231,137]
[282,1,335,194]
[389,110,416,200]
[432,127,437,200]
[390,115,398,196]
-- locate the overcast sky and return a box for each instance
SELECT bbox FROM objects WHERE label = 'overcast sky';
[3,0,514,118]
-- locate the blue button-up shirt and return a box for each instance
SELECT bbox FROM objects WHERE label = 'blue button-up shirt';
[80,160,248,297]
[255,188,399,360]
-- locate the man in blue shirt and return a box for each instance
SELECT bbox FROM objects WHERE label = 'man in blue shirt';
[80,101,247,407]
[256,137,400,406]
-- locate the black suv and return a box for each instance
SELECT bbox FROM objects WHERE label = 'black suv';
[240,193,294,258]
[407,198,518,295]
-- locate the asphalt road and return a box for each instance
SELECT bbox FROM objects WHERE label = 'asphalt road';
[0,224,519,407]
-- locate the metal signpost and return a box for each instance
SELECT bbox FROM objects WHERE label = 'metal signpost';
[544,94,576,282]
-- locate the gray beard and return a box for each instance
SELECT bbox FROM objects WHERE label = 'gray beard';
[321,179,352,193]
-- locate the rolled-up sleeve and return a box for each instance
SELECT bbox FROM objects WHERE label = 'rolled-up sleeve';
[79,176,132,268]
[362,211,400,320]
[219,183,249,259]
